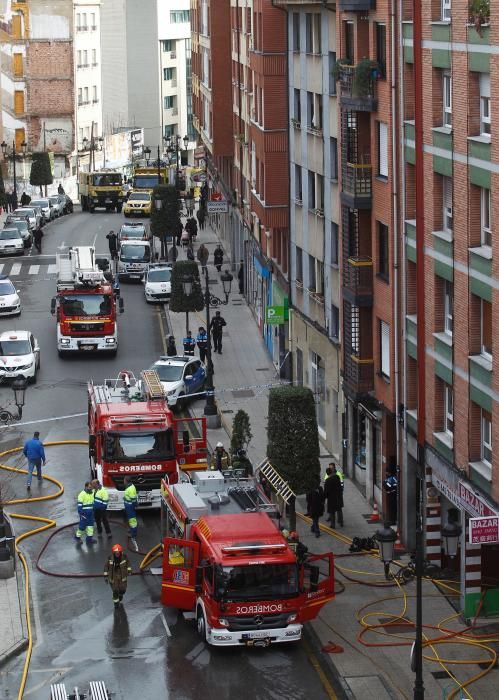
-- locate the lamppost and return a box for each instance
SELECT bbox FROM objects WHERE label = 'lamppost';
[182,267,233,428]
[1,140,27,209]
[12,375,28,419]
[165,134,189,185]
[376,516,462,699]
[143,146,151,166]
[153,191,173,261]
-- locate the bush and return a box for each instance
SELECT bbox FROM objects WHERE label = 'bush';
[29,152,53,196]
[150,184,180,242]
[169,260,204,314]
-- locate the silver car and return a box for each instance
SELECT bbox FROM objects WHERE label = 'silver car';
[48,195,64,217]
[3,219,32,248]
[0,229,25,256]
[14,207,39,230]
[30,198,54,222]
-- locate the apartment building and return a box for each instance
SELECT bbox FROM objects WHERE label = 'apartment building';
[0,0,74,179]
[74,0,102,160]
[402,0,499,615]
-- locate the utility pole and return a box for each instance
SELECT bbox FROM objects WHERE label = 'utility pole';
[43,122,47,196]
[90,121,95,171]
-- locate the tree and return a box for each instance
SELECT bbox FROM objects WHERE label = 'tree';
[29,152,53,196]
[230,410,253,473]
[169,260,204,333]
[267,386,321,529]
[150,184,180,258]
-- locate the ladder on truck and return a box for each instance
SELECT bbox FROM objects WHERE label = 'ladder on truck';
[56,246,106,290]
[258,459,296,504]
[141,369,165,400]
[50,680,110,699]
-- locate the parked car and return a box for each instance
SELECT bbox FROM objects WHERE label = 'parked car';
[4,218,32,248]
[0,330,40,383]
[26,204,44,225]
[143,264,172,303]
[48,195,64,217]
[13,207,38,230]
[0,276,21,317]
[0,229,25,256]
[149,356,206,407]
[30,198,54,222]
[118,222,149,246]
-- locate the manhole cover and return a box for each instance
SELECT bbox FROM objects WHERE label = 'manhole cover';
[232,389,255,398]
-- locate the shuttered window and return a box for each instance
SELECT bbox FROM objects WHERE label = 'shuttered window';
[443,176,453,232]
[378,122,388,177]
[14,91,24,115]
[13,53,23,77]
[380,320,390,378]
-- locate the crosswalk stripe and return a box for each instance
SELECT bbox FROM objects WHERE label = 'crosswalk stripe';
[47,264,57,274]
[28,265,40,275]
[10,263,22,276]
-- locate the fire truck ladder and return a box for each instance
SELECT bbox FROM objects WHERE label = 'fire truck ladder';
[141,369,165,400]
[258,459,296,504]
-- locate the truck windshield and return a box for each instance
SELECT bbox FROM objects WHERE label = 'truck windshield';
[60,294,112,317]
[92,174,122,186]
[218,564,299,601]
[104,430,174,461]
[133,175,160,189]
[120,244,150,262]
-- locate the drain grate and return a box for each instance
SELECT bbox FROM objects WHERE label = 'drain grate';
[232,389,255,398]
[431,671,449,680]
[221,409,234,414]
[256,367,270,372]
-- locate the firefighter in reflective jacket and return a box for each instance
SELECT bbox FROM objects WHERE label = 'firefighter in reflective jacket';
[75,481,96,545]
[104,543,132,607]
[123,476,138,550]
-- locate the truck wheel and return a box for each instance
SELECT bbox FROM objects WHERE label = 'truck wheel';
[116,204,122,213]
[196,608,207,642]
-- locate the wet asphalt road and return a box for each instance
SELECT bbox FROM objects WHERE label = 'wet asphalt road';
[0,210,334,700]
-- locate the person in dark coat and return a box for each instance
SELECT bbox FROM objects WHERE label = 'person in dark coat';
[185,217,198,241]
[175,219,183,247]
[33,226,44,253]
[210,310,226,354]
[168,245,178,263]
[238,260,244,294]
[324,468,344,528]
[196,207,206,231]
[186,244,195,261]
[306,484,325,538]
[213,245,224,272]
[20,191,31,206]
[106,230,118,259]
[166,336,177,357]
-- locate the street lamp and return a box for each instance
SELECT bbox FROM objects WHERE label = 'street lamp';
[165,134,189,184]
[375,522,397,580]
[442,519,462,559]
[11,375,27,419]
[1,140,28,209]
[182,267,233,427]
[144,146,151,165]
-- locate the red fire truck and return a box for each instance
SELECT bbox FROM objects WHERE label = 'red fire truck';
[160,468,334,646]
[88,370,208,510]
[50,246,124,356]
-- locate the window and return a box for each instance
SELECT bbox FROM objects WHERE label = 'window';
[378,222,389,280]
[170,10,190,23]
[305,14,313,53]
[377,122,388,178]
[295,246,303,281]
[92,49,97,65]
[444,384,453,435]
[293,88,301,124]
[91,12,96,28]
[380,320,390,379]
[316,175,324,210]
[330,305,340,340]
[481,299,492,358]
[444,280,453,335]
[84,86,88,103]
[480,74,491,137]
[161,40,173,52]
[442,176,453,232]
[164,124,176,139]
[308,255,316,291]
[306,91,314,127]
[294,165,302,201]
[481,187,491,246]
[344,21,354,63]
[481,409,492,465]
[442,0,451,21]
[292,12,300,51]
[308,170,316,210]
[78,87,82,105]
[92,85,98,102]
[376,24,386,78]
[329,52,337,95]
[443,72,452,127]
[83,49,88,66]
[164,67,175,81]
[76,12,81,29]
[164,95,175,109]
[330,137,338,180]
[77,50,82,67]
[81,13,87,29]
[331,222,339,265]
[313,13,321,54]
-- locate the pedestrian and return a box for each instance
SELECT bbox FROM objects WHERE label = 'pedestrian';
[186,217,198,241]
[106,230,118,260]
[181,229,190,248]
[92,479,112,538]
[213,245,224,272]
[6,191,13,213]
[196,326,208,363]
[383,466,398,526]
[186,244,195,261]
[33,226,43,253]
[197,243,209,272]
[166,335,177,357]
[175,218,183,247]
[23,431,46,490]
[58,183,65,195]
[20,191,31,206]
[306,483,325,538]
[238,260,244,295]
[123,476,138,551]
[75,481,96,545]
[168,244,178,263]
[210,441,231,471]
[324,468,344,528]
[210,310,226,354]
[196,206,206,231]
[183,330,196,356]
[104,543,132,608]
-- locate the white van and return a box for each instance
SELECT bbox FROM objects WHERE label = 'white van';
[117,240,152,281]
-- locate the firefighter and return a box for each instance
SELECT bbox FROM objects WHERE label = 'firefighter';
[104,543,132,608]
[123,476,138,551]
[210,442,231,471]
[75,481,96,545]
[287,531,309,565]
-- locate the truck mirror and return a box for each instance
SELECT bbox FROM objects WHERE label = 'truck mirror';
[50,298,56,315]
[119,297,124,314]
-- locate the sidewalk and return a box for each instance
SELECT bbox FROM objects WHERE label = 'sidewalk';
[167,216,499,700]
[0,569,27,666]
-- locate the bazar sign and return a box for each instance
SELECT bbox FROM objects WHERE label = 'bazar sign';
[458,481,496,518]
[469,516,499,545]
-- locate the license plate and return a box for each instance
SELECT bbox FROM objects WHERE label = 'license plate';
[138,491,152,502]
[80,344,96,351]
[242,631,270,640]
[105,198,112,203]
[129,274,140,279]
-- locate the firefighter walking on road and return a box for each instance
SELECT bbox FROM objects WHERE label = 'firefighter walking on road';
[104,543,132,608]
[123,476,138,551]
[75,481,96,545]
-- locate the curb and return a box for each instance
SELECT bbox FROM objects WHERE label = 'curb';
[0,637,28,668]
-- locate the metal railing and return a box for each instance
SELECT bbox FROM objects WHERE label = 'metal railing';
[342,163,372,198]
[344,257,373,298]
[338,64,377,102]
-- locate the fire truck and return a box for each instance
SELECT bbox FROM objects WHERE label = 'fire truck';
[160,464,335,647]
[50,246,124,356]
[132,166,168,192]
[88,370,208,510]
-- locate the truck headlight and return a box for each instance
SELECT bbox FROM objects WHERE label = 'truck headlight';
[105,338,116,345]
[218,618,229,627]
[61,338,70,346]
[287,614,297,624]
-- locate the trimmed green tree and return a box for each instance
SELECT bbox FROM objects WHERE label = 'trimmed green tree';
[150,184,180,259]
[29,152,53,196]
[267,386,321,529]
[169,259,204,334]
[230,410,253,473]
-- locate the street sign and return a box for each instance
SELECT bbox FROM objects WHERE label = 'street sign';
[266,306,285,325]
[469,516,499,544]
[207,200,228,214]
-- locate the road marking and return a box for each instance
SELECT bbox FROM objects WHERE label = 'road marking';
[28,265,40,275]
[47,264,57,274]
[10,263,22,275]
[159,613,172,637]
[303,637,338,700]
[157,308,168,355]
[0,411,87,430]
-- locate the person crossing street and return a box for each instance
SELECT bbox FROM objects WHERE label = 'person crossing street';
[33,226,44,253]
[106,230,118,260]
[23,431,46,490]
[104,544,132,608]
[75,481,96,545]
[123,476,138,551]
[92,479,112,537]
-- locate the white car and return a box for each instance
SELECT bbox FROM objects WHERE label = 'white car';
[0,229,25,256]
[0,330,40,383]
[30,198,54,222]
[13,207,37,230]
[48,195,64,217]
[0,276,21,316]
[149,356,206,407]
[144,264,172,303]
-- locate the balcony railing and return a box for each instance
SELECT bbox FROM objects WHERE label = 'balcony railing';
[344,257,373,305]
[343,353,374,397]
[338,0,376,10]
[342,163,372,207]
[337,62,378,111]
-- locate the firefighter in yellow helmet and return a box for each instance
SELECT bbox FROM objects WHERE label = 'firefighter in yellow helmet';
[104,543,132,607]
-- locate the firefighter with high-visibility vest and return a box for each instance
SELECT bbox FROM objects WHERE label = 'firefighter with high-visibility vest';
[104,543,132,607]
[75,481,96,545]
[123,476,138,551]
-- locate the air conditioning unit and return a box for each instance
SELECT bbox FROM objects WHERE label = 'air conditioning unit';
[316,208,324,217]
[294,198,303,206]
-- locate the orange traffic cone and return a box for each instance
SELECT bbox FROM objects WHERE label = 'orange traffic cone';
[394,528,405,553]
[369,502,380,523]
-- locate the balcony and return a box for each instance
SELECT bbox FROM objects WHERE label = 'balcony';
[338,0,376,9]
[342,300,374,398]
[337,62,378,112]
[344,257,373,306]
[343,353,374,398]
[341,163,372,209]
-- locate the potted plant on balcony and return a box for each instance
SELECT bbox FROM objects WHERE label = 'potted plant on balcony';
[331,57,351,83]
[468,0,490,35]
[352,58,381,97]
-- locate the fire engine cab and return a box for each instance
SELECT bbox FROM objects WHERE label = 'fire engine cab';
[160,466,334,647]
[50,246,124,355]
[88,370,208,510]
